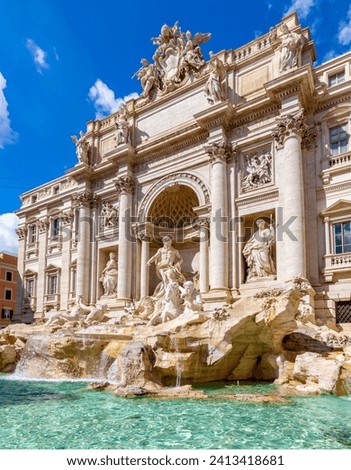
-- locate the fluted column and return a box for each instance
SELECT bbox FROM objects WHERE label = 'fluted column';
[205,140,231,291]
[140,235,150,299]
[14,225,27,321]
[272,110,308,280]
[73,193,95,303]
[36,219,49,315]
[198,219,210,293]
[115,176,135,301]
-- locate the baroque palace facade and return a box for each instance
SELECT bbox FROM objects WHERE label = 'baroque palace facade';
[15,13,351,325]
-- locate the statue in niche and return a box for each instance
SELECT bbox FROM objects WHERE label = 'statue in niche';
[278,23,304,72]
[243,217,276,281]
[99,252,118,296]
[242,152,272,190]
[204,51,226,104]
[147,235,185,297]
[71,131,90,164]
[115,104,129,145]
[101,202,118,228]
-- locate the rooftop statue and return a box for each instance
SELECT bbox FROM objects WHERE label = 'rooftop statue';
[71,131,90,164]
[133,22,211,100]
[278,23,305,72]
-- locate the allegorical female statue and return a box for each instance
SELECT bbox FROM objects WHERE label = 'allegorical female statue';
[99,252,118,296]
[243,218,276,281]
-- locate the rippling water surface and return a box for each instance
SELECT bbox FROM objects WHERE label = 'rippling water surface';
[1,376,351,449]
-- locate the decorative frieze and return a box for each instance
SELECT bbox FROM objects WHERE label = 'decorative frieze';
[101,202,119,228]
[241,152,273,191]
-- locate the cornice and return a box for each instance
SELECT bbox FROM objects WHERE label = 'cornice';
[235,188,279,208]
[315,92,351,114]
[134,125,208,163]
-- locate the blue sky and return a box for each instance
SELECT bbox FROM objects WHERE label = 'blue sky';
[1,0,351,253]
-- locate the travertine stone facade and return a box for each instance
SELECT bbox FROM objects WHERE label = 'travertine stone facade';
[14,13,351,326]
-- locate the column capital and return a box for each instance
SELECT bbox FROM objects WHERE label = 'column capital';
[16,225,28,240]
[132,222,153,241]
[324,216,330,223]
[272,110,309,148]
[60,210,74,226]
[114,175,135,195]
[194,216,211,230]
[72,192,97,208]
[38,218,49,233]
[204,139,235,164]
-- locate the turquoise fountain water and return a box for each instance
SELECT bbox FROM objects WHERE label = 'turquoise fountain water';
[1,377,351,449]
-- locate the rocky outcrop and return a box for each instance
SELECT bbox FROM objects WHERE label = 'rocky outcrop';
[4,287,351,396]
[0,329,26,372]
[14,333,109,379]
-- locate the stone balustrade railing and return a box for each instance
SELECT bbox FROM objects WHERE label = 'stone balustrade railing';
[233,34,273,63]
[325,253,351,269]
[329,152,351,168]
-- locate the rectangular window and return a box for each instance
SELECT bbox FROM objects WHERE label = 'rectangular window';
[26,278,35,297]
[4,289,12,301]
[328,71,345,87]
[48,275,58,295]
[1,309,13,319]
[52,218,60,239]
[330,124,348,156]
[6,271,13,282]
[29,224,37,244]
[333,221,351,254]
[336,301,351,323]
[71,268,77,293]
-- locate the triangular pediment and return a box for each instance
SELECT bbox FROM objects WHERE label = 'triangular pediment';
[321,199,351,217]
[45,264,61,272]
[23,269,37,277]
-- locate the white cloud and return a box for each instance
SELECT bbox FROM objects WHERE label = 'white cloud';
[88,79,138,119]
[285,0,315,19]
[323,50,337,62]
[0,213,19,255]
[0,73,18,149]
[338,5,351,45]
[26,38,50,74]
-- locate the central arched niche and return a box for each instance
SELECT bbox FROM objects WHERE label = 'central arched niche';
[147,183,200,294]
[148,184,199,228]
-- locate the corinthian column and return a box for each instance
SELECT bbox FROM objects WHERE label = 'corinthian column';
[115,175,135,301]
[73,193,95,303]
[198,218,210,293]
[205,140,231,291]
[272,110,308,281]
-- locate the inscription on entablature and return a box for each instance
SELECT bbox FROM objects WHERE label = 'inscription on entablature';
[101,137,116,156]
[238,65,270,96]
[232,115,276,139]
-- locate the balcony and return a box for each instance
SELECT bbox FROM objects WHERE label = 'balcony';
[323,253,351,282]
[43,293,60,311]
[321,151,351,185]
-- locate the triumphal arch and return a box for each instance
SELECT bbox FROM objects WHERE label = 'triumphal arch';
[15,13,351,327]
